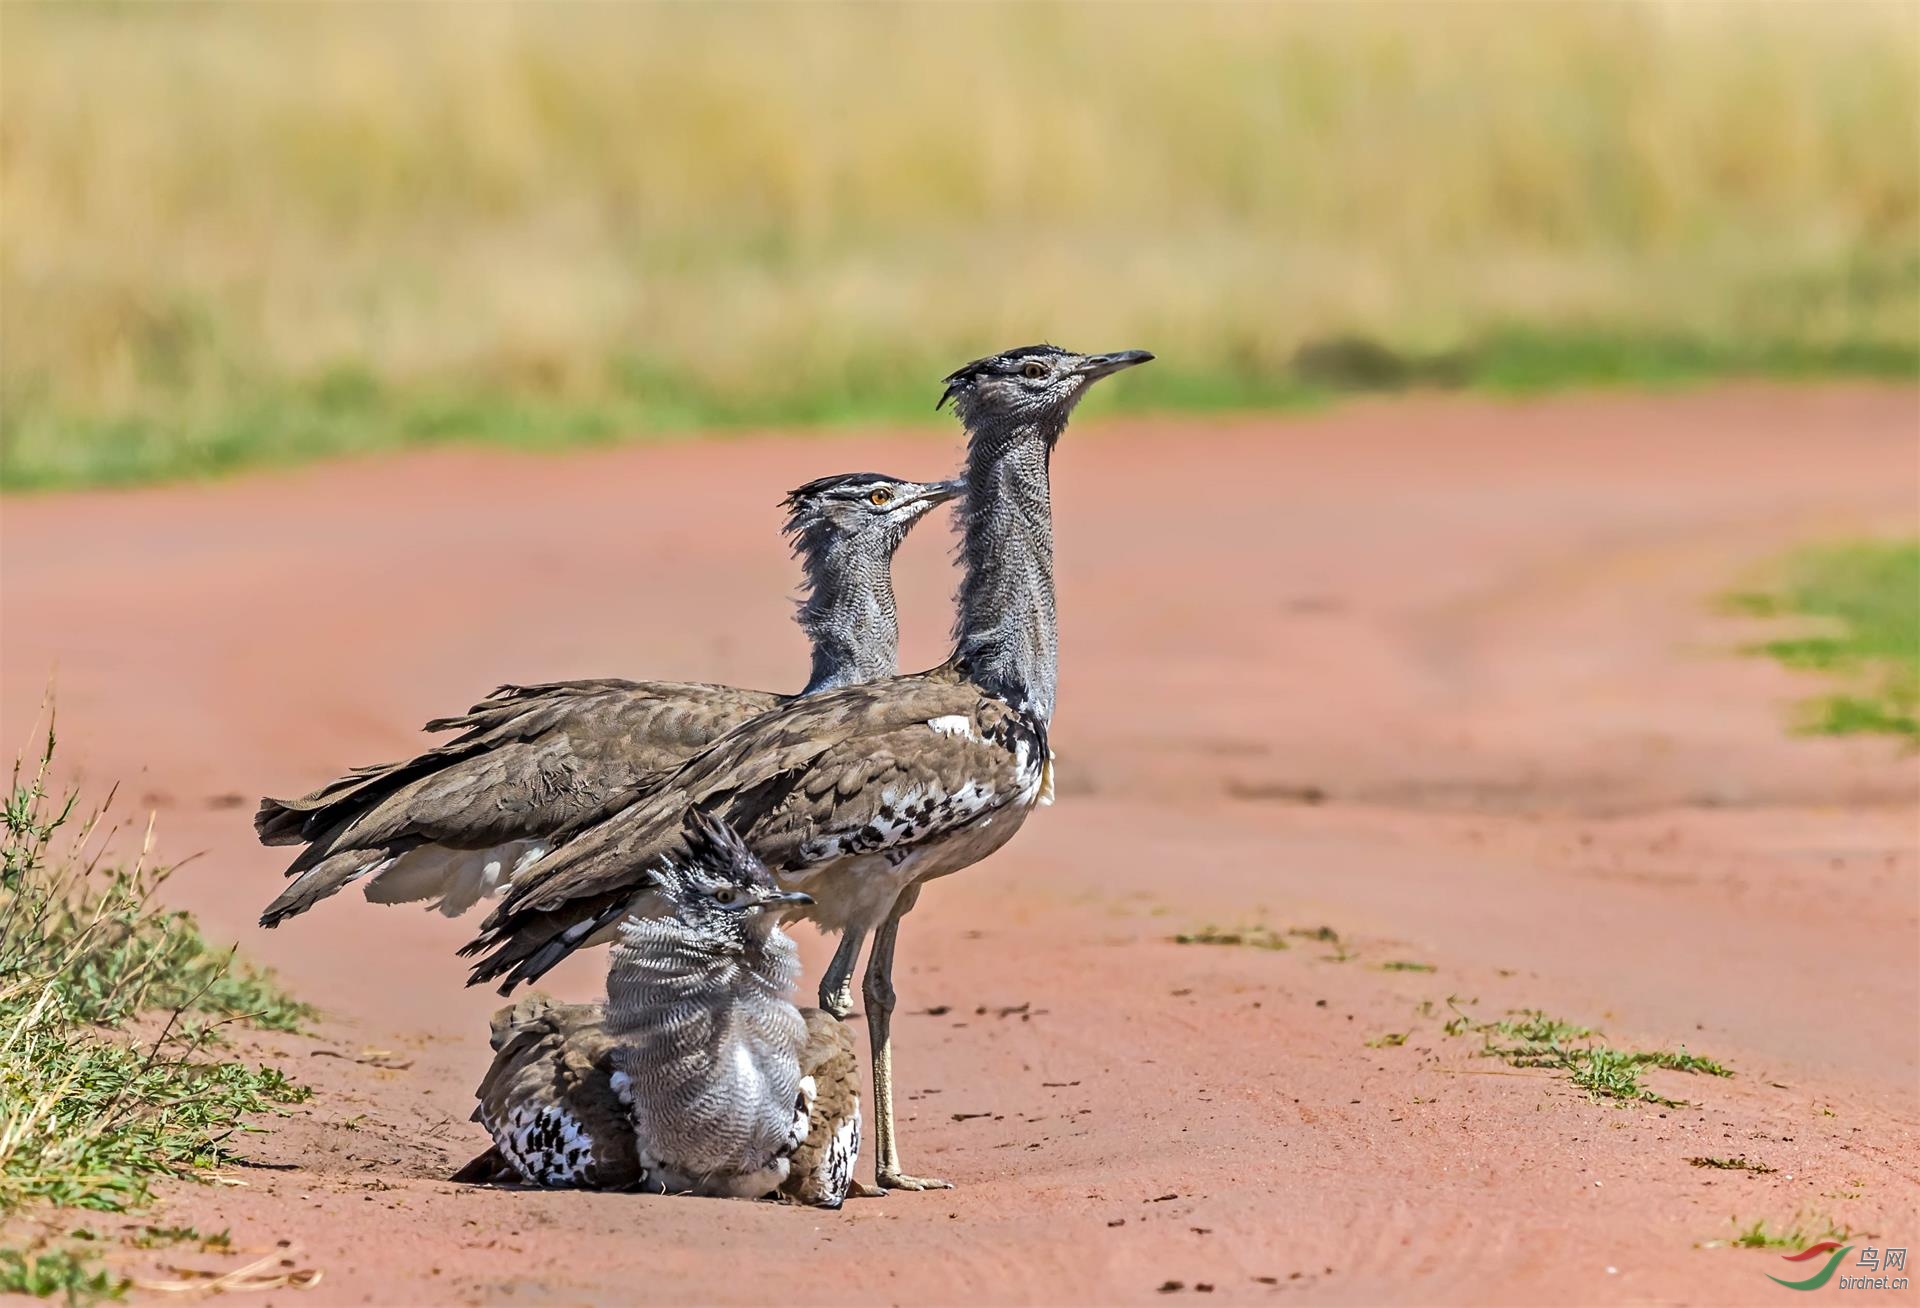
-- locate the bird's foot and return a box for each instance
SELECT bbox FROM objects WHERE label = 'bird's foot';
[875,1168,954,1192]
[847,1179,888,1200]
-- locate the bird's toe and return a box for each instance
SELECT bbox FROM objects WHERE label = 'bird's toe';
[875,1169,954,1192]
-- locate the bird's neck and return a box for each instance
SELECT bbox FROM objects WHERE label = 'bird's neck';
[607,916,800,1010]
[797,535,899,695]
[952,415,1060,723]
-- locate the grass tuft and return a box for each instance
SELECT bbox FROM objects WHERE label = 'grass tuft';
[1728,540,1920,741]
[1715,1214,1853,1251]
[1287,926,1342,944]
[1485,1009,1596,1046]
[1172,925,1289,951]
[1689,1156,1777,1174]
[1437,1001,1731,1108]
[0,724,310,1301]
[0,1247,126,1304]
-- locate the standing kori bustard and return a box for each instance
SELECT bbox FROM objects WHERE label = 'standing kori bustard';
[465,346,1153,1191]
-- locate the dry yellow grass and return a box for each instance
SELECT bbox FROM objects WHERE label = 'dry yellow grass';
[1,2,1915,485]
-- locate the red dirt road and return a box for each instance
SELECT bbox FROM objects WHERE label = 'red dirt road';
[3,386,1917,1305]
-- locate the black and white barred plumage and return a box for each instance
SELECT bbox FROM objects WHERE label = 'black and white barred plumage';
[454,812,859,1207]
[606,812,814,1198]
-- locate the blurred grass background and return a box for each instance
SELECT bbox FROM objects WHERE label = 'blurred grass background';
[2,1,1916,489]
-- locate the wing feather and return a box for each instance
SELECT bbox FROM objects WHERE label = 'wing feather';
[256,678,782,924]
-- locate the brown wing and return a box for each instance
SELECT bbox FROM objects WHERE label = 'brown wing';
[465,671,1039,990]
[257,679,782,926]
[748,699,1041,875]
[468,995,641,1190]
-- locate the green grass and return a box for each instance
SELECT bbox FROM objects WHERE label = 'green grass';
[1173,924,1289,952]
[1714,1214,1853,1251]
[1728,540,1920,741]
[1432,1002,1732,1108]
[0,1248,126,1305]
[1483,1009,1596,1045]
[5,329,1916,491]
[0,727,310,1302]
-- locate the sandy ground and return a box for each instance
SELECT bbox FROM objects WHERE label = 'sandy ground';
[3,385,1917,1306]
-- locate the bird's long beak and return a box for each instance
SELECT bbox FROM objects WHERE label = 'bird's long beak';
[1077,349,1155,380]
[761,889,814,907]
[919,477,966,506]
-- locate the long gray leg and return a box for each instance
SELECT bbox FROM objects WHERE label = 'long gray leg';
[818,924,868,1020]
[862,882,951,1191]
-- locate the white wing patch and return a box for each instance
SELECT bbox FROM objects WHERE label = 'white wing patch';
[790,1074,819,1152]
[927,714,979,740]
[826,1108,860,1204]
[363,838,549,916]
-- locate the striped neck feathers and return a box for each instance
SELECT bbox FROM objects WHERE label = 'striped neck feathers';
[951,414,1060,722]
[794,531,899,696]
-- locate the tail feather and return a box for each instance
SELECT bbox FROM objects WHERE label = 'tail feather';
[464,899,629,994]
[450,1145,518,1185]
[258,848,396,928]
[255,797,307,846]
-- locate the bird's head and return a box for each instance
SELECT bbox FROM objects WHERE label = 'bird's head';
[936,344,1154,432]
[781,472,964,556]
[648,809,812,950]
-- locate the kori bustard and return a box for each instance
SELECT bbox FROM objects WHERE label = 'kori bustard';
[257,472,959,927]
[454,810,861,1207]
[464,345,1152,1190]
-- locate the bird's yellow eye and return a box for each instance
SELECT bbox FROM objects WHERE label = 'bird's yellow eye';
[713,887,739,905]
[1020,361,1047,380]
[868,488,893,506]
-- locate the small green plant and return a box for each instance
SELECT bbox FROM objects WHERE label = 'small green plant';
[1561,1047,1691,1108]
[1689,1156,1777,1174]
[1365,1032,1409,1049]
[0,1246,127,1304]
[1287,926,1341,944]
[1441,995,1479,1038]
[0,724,310,1226]
[1717,1213,1852,1250]
[1172,925,1288,951]
[1727,540,1920,742]
[126,1225,231,1251]
[1636,1049,1733,1077]
[1438,1001,1732,1107]
[1378,960,1435,973]
[1483,1009,1594,1045]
